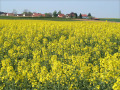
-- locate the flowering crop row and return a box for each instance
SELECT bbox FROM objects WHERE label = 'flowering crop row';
[0,20,120,90]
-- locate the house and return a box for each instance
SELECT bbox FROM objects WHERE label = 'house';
[70,12,76,17]
[17,14,23,17]
[6,13,14,16]
[23,13,32,17]
[32,13,41,17]
[66,14,71,18]
[0,12,7,16]
[32,13,45,17]
[66,12,76,18]
[82,14,88,19]
[58,14,65,18]
[42,14,45,17]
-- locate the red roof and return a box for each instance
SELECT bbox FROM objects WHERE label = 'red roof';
[7,13,14,16]
[82,14,88,17]
[58,14,65,17]
[42,14,45,17]
[32,13,45,17]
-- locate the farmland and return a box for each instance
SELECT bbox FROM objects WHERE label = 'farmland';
[0,20,120,90]
[0,16,75,21]
[100,18,120,22]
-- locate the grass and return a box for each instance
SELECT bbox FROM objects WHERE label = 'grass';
[1,16,120,22]
[100,18,120,22]
[0,16,76,21]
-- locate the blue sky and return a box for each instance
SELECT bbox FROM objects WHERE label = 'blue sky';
[0,0,120,18]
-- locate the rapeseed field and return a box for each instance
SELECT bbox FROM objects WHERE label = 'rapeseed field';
[0,20,120,90]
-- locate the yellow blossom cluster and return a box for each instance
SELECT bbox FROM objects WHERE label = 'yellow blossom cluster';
[0,20,120,89]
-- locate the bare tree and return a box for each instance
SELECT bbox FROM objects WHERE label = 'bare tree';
[23,9,30,14]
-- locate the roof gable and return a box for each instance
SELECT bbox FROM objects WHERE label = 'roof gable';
[82,14,88,17]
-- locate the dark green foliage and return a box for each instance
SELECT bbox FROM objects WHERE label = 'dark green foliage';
[88,13,91,17]
[74,13,78,18]
[45,13,52,17]
[0,16,77,21]
[79,13,82,19]
[53,10,58,17]
[58,10,62,14]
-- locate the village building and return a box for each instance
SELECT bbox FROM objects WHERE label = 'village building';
[66,12,76,18]
[58,14,65,18]
[23,13,33,17]
[0,12,7,16]
[17,14,23,17]
[32,13,45,17]
[66,14,71,18]
[6,13,14,16]
[82,14,88,19]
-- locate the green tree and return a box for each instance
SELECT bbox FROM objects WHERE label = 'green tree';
[58,10,62,14]
[22,9,32,16]
[45,13,52,17]
[53,10,58,17]
[79,13,82,19]
[73,13,77,18]
[70,14,73,18]
[74,13,78,18]
[88,13,91,17]
[88,13,93,19]
[70,12,74,18]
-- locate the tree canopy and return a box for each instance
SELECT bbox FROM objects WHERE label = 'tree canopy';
[53,10,58,17]
[79,13,82,19]
[88,13,91,16]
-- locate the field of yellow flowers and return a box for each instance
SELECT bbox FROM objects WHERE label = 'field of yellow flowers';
[0,20,120,90]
